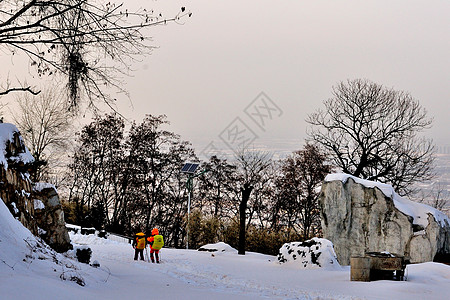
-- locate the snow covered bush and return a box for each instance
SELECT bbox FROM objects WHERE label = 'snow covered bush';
[277,238,340,269]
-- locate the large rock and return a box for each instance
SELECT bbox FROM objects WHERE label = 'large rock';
[319,173,450,265]
[33,183,71,252]
[0,123,37,235]
[0,123,71,252]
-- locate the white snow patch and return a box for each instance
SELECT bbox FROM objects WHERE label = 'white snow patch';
[380,251,395,257]
[33,182,57,192]
[34,199,45,210]
[11,202,19,214]
[0,123,34,169]
[20,189,30,197]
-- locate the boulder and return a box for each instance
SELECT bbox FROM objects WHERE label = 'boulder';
[33,183,71,252]
[277,238,341,269]
[319,173,450,265]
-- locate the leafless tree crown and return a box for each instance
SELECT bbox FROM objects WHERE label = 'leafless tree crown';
[307,78,435,196]
[0,1,191,110]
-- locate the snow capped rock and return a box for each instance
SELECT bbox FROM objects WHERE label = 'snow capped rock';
[321,174,450,264]
[33,182,57,193]
[0,123,34,170]
[325,173,450,229]
[198,242,237,253]
[277,238,341,269]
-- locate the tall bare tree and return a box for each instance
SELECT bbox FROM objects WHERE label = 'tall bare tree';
[307,79,435,196]
[0,1,191,109]
[197,155,237,218]
[276,144,332,239]
[11,87,74,182]
[235,149,271,255]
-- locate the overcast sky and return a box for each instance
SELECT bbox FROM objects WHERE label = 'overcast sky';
[114,0,449,158]
[2,0,450,158]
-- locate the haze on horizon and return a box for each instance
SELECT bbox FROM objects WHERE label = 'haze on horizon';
[1,0,449,157]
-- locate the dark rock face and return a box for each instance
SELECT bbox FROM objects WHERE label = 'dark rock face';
[319,177,450,265]
[33,184,71,252]
[0,166,37,235]
[0,123,71,253]
[0,126,38,236]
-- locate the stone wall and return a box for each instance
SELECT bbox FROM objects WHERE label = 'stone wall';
[319,176,450,265]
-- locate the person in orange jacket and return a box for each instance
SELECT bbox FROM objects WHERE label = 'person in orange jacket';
[147,228,164,263]
[132,231,147,261]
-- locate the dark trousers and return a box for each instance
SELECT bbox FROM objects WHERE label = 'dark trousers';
[134,248,144,261]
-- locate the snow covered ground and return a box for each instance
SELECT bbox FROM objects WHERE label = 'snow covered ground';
[1,199,449,300]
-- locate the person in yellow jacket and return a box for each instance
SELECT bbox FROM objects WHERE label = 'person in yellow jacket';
[132,231,147,261]
[147,228,164,263]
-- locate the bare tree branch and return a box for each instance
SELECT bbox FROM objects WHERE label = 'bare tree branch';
[306,79,435,196]
[0,1,192,110]
[0,86,40,95]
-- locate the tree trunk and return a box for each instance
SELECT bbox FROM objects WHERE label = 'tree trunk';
[239,184,252,255]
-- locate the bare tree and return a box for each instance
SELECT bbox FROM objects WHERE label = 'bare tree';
[0,1,191,109]
[276,144,332,239]
[197,155,237,218]
[11,87,74,182]
[67,113,125,227]
[307,79,435,196]
[235,149,271,255]
[416,183,449,212]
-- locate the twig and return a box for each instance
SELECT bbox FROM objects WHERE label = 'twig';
[0,86,41,95]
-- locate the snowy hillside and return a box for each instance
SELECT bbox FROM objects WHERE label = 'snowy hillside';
[1,198,450,300]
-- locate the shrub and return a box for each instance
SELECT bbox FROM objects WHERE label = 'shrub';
[75,247,92,264]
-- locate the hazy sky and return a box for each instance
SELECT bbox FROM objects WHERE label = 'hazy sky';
[2,0,450,158]
[114,0,450,158]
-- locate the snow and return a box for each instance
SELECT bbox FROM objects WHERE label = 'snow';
[198,242,237,253]
[34,199,45,210]
[325,173,450,229]
[0,123,34,169]
[10,201,19,214]
[1,198,449,299]
[33,182,57,192]
[278,238,341,270]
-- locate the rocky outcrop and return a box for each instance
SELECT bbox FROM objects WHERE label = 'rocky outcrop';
[0,124,37,235]
[319,174,450,265]
[33,183,71,252]
[0,123,71,252]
